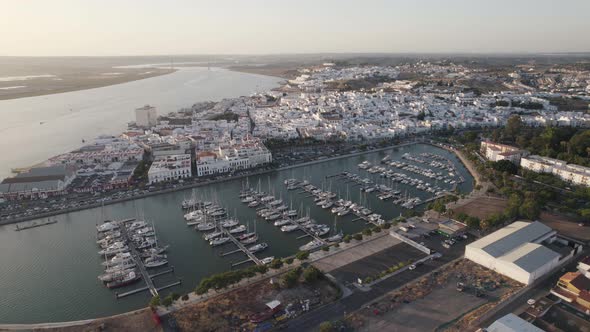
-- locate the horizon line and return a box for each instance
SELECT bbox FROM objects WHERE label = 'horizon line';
[1,51,590,58]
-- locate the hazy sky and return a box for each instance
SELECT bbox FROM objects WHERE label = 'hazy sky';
[1,0,589,56]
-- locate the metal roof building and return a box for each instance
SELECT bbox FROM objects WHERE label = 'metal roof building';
[0,165,76,199]
[465,221,562,285]
[486,313,545,332]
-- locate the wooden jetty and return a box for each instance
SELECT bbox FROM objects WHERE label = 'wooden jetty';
[220,227,263,266]
[115,226,180,299]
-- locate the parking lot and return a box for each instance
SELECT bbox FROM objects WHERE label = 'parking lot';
[330,242,425,284]
[321,222,473,286]
[285,229,474,331]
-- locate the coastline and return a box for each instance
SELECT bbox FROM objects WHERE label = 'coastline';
[226,65,300,80]
[0,69,177,101]
[0,141,420,226]
[0,140,477,328]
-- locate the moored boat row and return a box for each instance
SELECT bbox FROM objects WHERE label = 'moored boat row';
[96,218,169,290]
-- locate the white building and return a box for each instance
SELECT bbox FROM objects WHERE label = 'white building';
[148,154,192,184]
[465,221,562,285]
[521,155,590,187]
[135,105,158,128]
[480,141,527,164]
[196,140,272,177]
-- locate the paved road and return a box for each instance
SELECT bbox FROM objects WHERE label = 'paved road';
[285,233,469,331]
[478,249,587,328]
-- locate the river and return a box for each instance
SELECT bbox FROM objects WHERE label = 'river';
[0,143,473,323]
[0,67,281,179]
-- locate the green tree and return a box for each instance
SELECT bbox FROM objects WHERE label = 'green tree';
[492,160,518,174]
[417,111,425,121]
[149,294,160,307]
[269,258,283,269]
[281,268,302,288]
[302,266,322,283]
[505,115,523,141]
[569,130,590,158]
[296,251,310,261]
[162,294,173,307]
[466,216,481,229]
[506,193,523,218]
[319,321,335,332]
[519,198,540,220]
[456,212,468,222]
[463,131,478,143]
[579,209,590,220]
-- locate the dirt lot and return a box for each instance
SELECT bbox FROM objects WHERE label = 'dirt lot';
[170,272,339,332]
[346,259,522,332]
[539,212,590,241]
[356,282,488,332]
[451,196,508,221]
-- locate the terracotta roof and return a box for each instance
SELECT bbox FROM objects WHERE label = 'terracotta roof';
[560,271,580,283]
[570,273,590,292]
[579,290,590,303]
[197,151,217,158]
[551,286,576,302]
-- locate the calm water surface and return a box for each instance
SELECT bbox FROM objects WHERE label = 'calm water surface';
[0,67,281,179]
[0,143,472,323]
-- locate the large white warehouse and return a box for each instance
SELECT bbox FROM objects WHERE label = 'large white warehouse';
[465,221,562,285]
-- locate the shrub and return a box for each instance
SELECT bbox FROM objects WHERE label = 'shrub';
[319,321,335,332]
[321,246,329,251]
[250,264,268,275]
[353,233,363,241]
[181,294,189,301]
[381,223,391,229]
[281,267,302,288]
[363,276,373,284]
[269,258,283,269]
[171,292,180,301]
[162,295,173,307]
[296,251,310,261]
[363,228,372,236]
[302,266,322,283]
[372,226,382,233]
[343,234,352,243]
[283,257,294,265]
[149,294,160,307]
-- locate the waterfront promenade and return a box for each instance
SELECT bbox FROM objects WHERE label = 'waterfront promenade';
[0,139,475,326]
[1,141,420,226]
